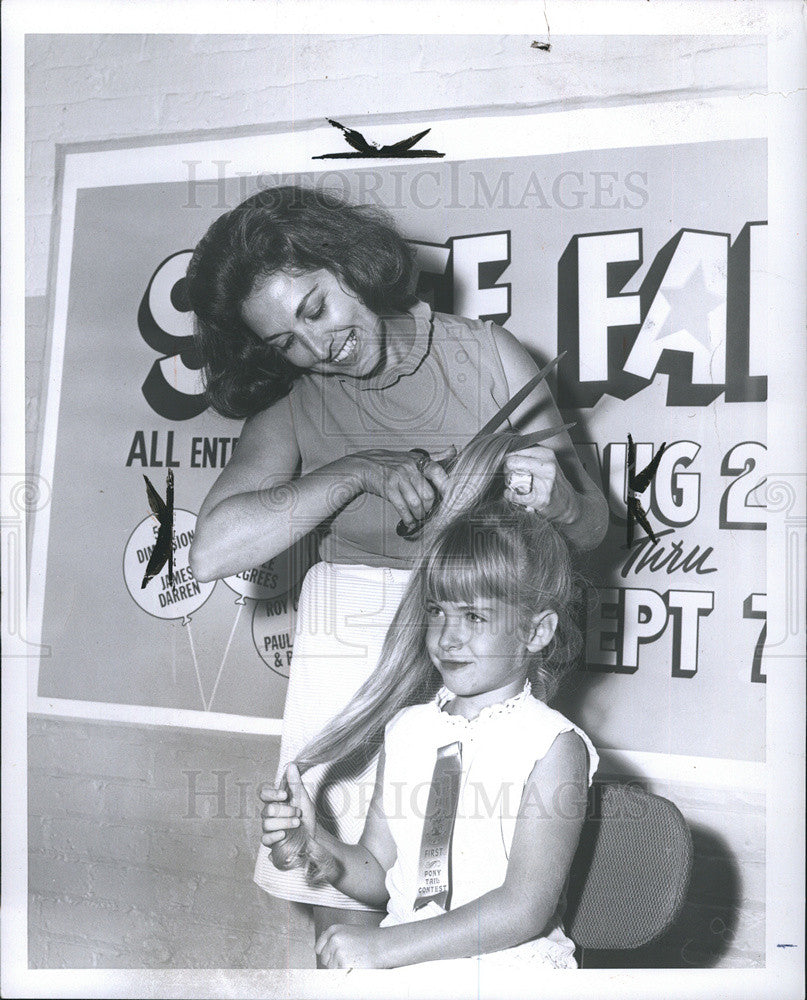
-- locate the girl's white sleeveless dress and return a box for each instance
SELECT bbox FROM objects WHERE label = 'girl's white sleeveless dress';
[380,683,599,970]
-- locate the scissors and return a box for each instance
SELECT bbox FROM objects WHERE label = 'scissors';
[396,353,574,538]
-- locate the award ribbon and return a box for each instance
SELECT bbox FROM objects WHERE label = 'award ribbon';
[413,741,463,911]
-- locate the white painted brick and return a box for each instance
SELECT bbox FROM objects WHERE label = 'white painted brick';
[677,899,765,960]
[29,726,155,783]
[147,827,251,878]
[241,928,316,969]
[184,35,275,56]
[190,874,308,934]
[100,779,184,824]
[46,938,125,969]
[714,952,766,970]
[60,95,161,141]
[153,736,274,780]
[738,860,765,908]
[25,299,49,368]
[42,815,151,866]
[112,56,245,105]
[405,34,521,75]
[390,67,532,114]
[288,35,389,80]
[158,914,253,967]
[25,35,53,69]
[28,814,50,854]
[28,770,106,817]
[161,46,296,89]
[27,139,58,180]
[25,214,53,260]
[28,851,92,898]
[36,893,162,949]
[25,64,109,109]
[25,35,103,70]
[127,935,175,968]
[26,253,51,298]
[87,860,198,911]
[92,35,149,64]
[25,103,69,143]
[27,922,51,968]
[259,892,314,936]
[25,175,57,221]
[689,815,764,864]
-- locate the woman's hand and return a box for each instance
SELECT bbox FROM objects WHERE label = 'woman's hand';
[503,444,582,525]
[316,924,389,969]
[259,763,316,848]
[344,446,456,531]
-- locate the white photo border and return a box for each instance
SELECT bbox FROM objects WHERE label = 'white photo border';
[3,3,804,998]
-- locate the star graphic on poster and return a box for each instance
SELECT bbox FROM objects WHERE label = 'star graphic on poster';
[655,264,724,348]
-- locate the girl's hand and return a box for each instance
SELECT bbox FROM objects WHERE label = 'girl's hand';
[344,446,456,531]
[258,763,315,848]
[503,445,582,525]
[315,924,388,969]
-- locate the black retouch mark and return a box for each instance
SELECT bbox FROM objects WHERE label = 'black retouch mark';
[626,433,667,548]
[313,119,445,159]
[141,469,174,589]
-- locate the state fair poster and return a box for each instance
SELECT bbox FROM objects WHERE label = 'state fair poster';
[31,103,767,776]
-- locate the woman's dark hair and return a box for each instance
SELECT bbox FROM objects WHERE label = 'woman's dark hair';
[185,185,418,419]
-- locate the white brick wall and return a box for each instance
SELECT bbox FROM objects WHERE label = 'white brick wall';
[28,716,314,969]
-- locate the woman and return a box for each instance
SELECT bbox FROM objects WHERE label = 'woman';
[185,185,608,945]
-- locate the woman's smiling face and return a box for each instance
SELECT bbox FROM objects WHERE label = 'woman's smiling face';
[240,269,387,377]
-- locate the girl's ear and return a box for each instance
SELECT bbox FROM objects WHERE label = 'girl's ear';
[525,610,558,652]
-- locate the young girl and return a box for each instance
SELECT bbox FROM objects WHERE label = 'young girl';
[259,435,599,970]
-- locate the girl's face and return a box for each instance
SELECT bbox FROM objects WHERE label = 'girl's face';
[240,269,386,378]
[425,596,541,705]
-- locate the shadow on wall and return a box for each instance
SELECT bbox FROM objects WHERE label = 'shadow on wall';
[583,823,749,968]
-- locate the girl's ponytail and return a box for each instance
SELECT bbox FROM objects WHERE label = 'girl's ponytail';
[269,774,344,886]
[269,432,580,885]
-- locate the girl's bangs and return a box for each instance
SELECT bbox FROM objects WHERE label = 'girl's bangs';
[423,517,515,606]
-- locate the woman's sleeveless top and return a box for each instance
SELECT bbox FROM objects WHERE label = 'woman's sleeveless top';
[287,300,511,568]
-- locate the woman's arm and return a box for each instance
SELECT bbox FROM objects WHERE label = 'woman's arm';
[316,731,589,969]
[190,397,306,580]
[491,325,609,550]
[189,395,451,581]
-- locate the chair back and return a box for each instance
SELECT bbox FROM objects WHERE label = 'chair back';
[565,782,693,950]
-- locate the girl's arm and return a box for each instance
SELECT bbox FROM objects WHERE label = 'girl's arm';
[189,396,451,581]
[491,325,610,551]
[259,754,395,910]
[316,731,589,969]
[305,749,395,908]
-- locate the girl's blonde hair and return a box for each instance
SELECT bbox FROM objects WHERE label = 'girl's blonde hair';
[272,433,581,882]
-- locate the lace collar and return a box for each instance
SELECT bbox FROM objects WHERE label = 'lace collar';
[434,679,533,726]
[353,299,433,391]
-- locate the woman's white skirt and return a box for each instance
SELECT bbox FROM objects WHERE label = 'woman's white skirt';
[254,561,412,910]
